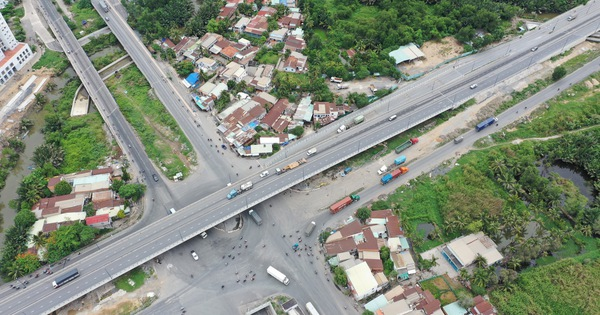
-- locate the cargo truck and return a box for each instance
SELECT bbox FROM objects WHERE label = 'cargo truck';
[267,266,290,285]
[380,167,409,185]
[248,209,262,225]
[240,181,253,191]
[276,158,307,174]
[329,194,360,214]
[307,148,317,156]
[99,0,109,12]
[337,115,365,133]
[395,138,419,153]
[475,117,498,131]
[305,221,316,236]
[52,268,79,288]
[337,125,346,133]
[394,155,406,166]
[353,115,365,125]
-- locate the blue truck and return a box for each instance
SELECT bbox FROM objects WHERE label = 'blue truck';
[394,156,406,166]
[476,117,498,131]
[227,189,239,200]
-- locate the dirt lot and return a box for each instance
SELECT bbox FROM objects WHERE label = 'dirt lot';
[400,37,464,76]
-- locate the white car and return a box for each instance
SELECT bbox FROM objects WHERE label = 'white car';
[388,115,397,121]
[191,250,199,260]
[260,170,269,178]
[470,84,478,89]
[199,231,207,239]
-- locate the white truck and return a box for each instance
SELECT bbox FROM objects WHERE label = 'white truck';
[240,181,253,191]
[307,148,317,156]
[267,266,290,285]
[377,165,388,175]
[337,125,346,133]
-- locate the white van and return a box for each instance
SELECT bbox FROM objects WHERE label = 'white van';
[307,148,317,156]
[169,208,176,215]
[388,115,397,121]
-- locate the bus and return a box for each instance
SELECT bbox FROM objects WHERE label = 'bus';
[305,302,320,315]
[52,268,80,288]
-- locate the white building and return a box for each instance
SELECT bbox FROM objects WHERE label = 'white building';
[0,13,34,85]
[346,261,378,300]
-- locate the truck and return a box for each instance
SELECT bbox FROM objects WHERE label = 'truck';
[304,221,316,236]
[276,158,307,174]
[353,115,365,125]
[377,165,388,175]
[240,181,253,191]
[337,125,346,133]
[52,268,80,288]
[307,148,317,156]
[380,167,409,185]
[330,77,343,83]
[99,0,109,12]
[329,194,360,214]
[394,138,419,154]
[267,266,290,285]
[394,155,406,166]
[248,209,262,225]
[369,84,378,93]
[337,84,349,90]
[226,188,239,200]
[475,117,498,132]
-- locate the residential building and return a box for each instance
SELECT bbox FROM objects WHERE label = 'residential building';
[312,102,349,121]
[196,57,219,72]
[217,5,237,21]
[160,38,175,50]
[244,15,268,37]
[85,214,112,229]
[173,36,195,57]
[32,194,87,219]
[218,99,266,148]
[235,46,259,61]
[278,13,303,29]
[257,6,277,17]
[441,232,503,270]
[198,82,217,96]
[234,17,251,32]
[269,28,288,42]
[261,98,290,132]
[284,36,306,52]
[200,33,223,51]
[221,61,247,82]
[346,261,379,300]
[220,45,239,60]
[282,51,307,73]
[0,13,34,85]
[210,82,229,99]
[470,296,497,315]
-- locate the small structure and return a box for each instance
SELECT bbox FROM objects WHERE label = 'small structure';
[388,43,425,65]
[441,232,503,271]
[85,214,112,229]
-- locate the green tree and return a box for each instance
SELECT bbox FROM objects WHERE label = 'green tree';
[83,203,95,217]
[32,142,64,168]
[552,66,566,81]
[356,207,372,223]
[14,209,36,229]
[118,183,147,201]
[111,179,124,192]
[14,253,41,274]
[362,311,375,315]
[45,223,98,263]
[227,80,237,90]
[31,232,47,251]
[17,171,50,209]
[175,61,195,77]
[333,266,347,286]
[289,126,304,137]
[54,180,72,196]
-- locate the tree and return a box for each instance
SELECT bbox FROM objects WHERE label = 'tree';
[33,93,48,110]
[111,179,124,192]
[227,80,237,90]
[356,207,372,223]
[333,266,347,286]
[14,253,41,274]
[289,126,304,137]
[474,254,488,269]
[175,61,195,77]
[118,183,147,201]
[31,232,47,251]
[362,311,375,315]
[32,142,64,168]
[83,203,95,217]
[54,180,72,196]
[552,66,566,81]
[14,210,36,229]
[17,171,50,210]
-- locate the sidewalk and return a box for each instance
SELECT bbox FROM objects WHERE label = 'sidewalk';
[22,0,61,51]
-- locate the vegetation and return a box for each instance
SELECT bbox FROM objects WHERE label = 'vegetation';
[0,137,26,196]
[552,66,566,81]
[82,33,120,55]
[491,257,600,315]
[91,50,127,70]
[32,50,69,75]
[114,267,150,292]
[45,222,98,263]
[106,66,195,178]
[333,266,348,286]
[65,0,106,38]
[54,180,73,196]
[356,207,372,223]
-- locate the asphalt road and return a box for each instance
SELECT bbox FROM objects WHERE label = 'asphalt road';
[1,1,599,313]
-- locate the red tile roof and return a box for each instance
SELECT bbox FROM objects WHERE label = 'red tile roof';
[471,296,496,315]
[91,167,113,175]
[324,237,356,255]
[364,259,384,272]
[0,43,25,68]
[370,209,393,219]
[217,6,237,20]
[262,99,288,127]
[347,49,356,59]
[386,215,403,237]
[85,214,110,225]
[271,117,290,133]
[339,220,362,238]
[61,205,83,213]
[220,46,239,59]
[257,6,277,17]
[357,227,379,251]
[93,198,124,210]
[42,223,58,233]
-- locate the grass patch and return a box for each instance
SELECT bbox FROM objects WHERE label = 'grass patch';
[420,275,466,306]
[92,49,127,70]
[256,50,280,65]
[114,267,149,292]
[106,66,196,178]
[69,4,106,38]
[32,50,69,75]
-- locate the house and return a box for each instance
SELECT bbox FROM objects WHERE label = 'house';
[221,62,247,82]
[470,296,497,315]
[196,57,219,72]
[210,82,229,99]
[346,261,379,300]
[173,37,195,57]
[218,100,266,148]
[244,15,268,37]
[220,46,239,60]
[257,6,277,17]
[282,51,307,73]
[198,82,217,96]
[160,38,175,50]
[293,96,313,123]
[441,232,503,270]
[235,46,259,61]
[347,49,356,59]
[278,13,303,29]
[85,214,112,229]
[261,98,289,131]
[32,194,87,219]
[200,33,224,50]
[269,28,288,42]
[284,36,306,52]
[234,17,251,32]
[312,102,349,120]
[217,5,237,21]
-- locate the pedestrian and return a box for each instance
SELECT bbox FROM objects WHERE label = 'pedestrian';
[263,244,266,248]
[286,253,289,256]
[225,262,228,266]
[221,285,225,289]
[245,245,248,248]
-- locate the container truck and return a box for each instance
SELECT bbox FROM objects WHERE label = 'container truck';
[226,188,239,199]
[380,167,409,185]
[307,148,317,156]
[394,155,406,166]
[329,194,360,214]
[276,158,307,174]
[248,209,262,225]
[305,221,316,236]
[99,0,109,12]
[267,266,290,285]
[306,302,321,315]
[394,138,419,153]
[52,268,80,288]
[240,181,253,191]
[353,115,365,125]
[475,117,498,131]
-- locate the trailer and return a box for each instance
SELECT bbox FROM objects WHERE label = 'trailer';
[52,268,79,288]
[381,167,409,185]
[240,181,253,191]
[267,266,290,285]
[395,138,419,153]
[277,158,307,174]
[248,209,262,225]
[329,194,360,214]
[475,117,498,131]
[394,155,406,166]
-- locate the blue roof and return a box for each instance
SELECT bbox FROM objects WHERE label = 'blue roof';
[443,301,469,315]
[399,237,410,250]
[185,73,200,85]
[364,294,388,312]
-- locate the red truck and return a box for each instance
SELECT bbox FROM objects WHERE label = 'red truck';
[329,194,360,214]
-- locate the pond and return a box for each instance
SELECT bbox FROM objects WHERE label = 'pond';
[538,159,595,204]
[417,222,435,241]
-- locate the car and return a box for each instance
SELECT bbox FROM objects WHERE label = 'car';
[470,84,478,89]
[190,250,199,260]
[531,46,538,52]
[388,115,397,121]
[567,15,576,21]
[152,174,159,182]
[199,231,207,239]
[105,16,109,21]
[260,170,269,178]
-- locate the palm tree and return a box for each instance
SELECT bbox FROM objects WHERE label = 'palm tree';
[473,254,488,269]
[507,257,521,271]
[6,262,22,280]
[31,232,47,250]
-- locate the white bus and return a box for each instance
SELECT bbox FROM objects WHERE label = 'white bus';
[305,302,320,315]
